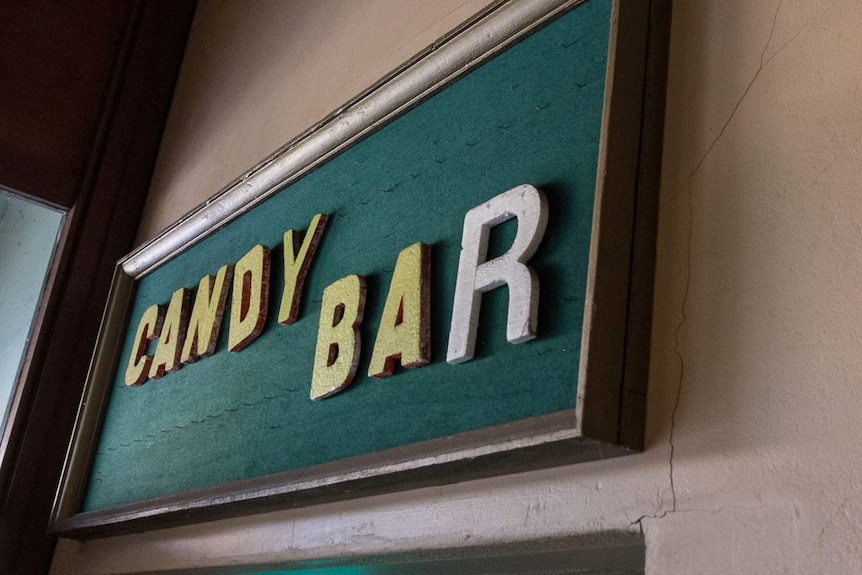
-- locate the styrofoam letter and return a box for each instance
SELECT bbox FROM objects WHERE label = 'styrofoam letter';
[124,303,164,387]
[368,242,430,378]
[181,264,233,364]
[149,288,191,379]
[228,244,271,352]
[310,274,366,400]
[278,213,329,325]
[446,184,548,364]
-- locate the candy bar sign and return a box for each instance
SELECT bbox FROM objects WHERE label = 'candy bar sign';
[52,0,664,539]
[125,185,548,401]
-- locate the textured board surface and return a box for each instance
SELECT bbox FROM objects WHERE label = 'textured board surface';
[83,0,612,511]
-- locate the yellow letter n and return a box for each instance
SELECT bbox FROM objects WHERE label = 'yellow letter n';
[181,264,233,364]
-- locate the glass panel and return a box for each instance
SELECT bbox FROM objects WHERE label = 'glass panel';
[0,188,64,430]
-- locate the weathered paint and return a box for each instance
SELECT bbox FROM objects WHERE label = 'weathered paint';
[447,184,548,364]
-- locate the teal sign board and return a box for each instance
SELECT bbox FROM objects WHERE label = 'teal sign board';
[54,0,664,537]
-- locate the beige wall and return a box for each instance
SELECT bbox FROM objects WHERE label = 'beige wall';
[55,0,862,572]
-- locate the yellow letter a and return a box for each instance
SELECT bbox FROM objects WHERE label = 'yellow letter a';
[368,243,430,378]
[149,288,191,379]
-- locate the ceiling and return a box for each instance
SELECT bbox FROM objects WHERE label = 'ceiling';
[0,0,133,208]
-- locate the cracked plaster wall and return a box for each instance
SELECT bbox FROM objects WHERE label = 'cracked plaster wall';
[52,0,862,573]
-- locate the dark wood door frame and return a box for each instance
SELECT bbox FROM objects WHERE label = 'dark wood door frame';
[0,2,196,573]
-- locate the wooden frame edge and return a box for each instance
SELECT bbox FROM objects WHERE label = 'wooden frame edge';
[53,410,632,539]
[51,267,136,530]
[578,0,667,447]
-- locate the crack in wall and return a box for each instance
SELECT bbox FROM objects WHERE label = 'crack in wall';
[633,0,787,532]
[810,494,857,559]
[666,183,692,515]
[686,0,783,180]
[633,1,851,543]
[392,0,480,57]
[662,0,785,209]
